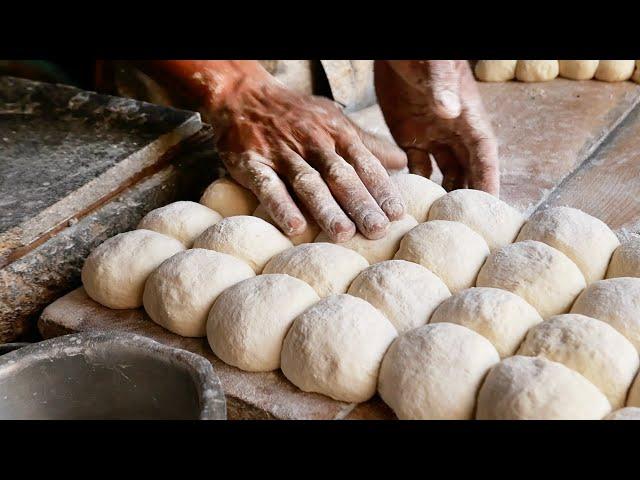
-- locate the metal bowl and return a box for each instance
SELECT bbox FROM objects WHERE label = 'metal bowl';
[0,332,226,420]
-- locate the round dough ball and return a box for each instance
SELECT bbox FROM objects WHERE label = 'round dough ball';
[281,294,397,403]
[378,323,499,420]
[428,189,525,251]
[627,374,640,407]
[348,260,451,333]
[137,201,222,247]
[558,60,599,80]
[515,60,559,82]
[477,356,611,420]
[607,236,640,278]
[81,230,184,309]
[516,206,619,284]
[199,177,258,217]
[193,216,292,273]
[595,60,635,82]
[395,220,489,293]
[207,274,319,371]
[263,243,368,297]
[390,173,446,222]
[605,407,640,420]
[517,313,638,408]
[143,249,254,337]
[430,287,542,358]
[477,240,586,319]
[315,215,418,264]
[571,277,640,352]
[474,60,517,82]
[253,204,320,245]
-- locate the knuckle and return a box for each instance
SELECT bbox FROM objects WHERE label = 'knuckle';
[291,169,322,190]
[325,160,356,184]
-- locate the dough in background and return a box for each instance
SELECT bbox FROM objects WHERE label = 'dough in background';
[378,323,499,420]
[516,206,619,283]
[476,356,611,420]
[143,249,255,337]
[137,201,222,247]
[595,60,635,82]
[263,243,368,297]
[607,236,640,278]
[474,60,517,82]
[315,215,418,264]
[515,60,559,82]
[395,220,489,293]
[253,204,320,245]
[193,216,292,273]
[281,294,397,403]
[430,287,542,358]
[390,173,446,222]
[605,408,640,420]
[477,240,586,319]
[558,60,599,80]
[207,274,319,371]
[81,229,184,309]
[199,177,258,217]
[517,314,638,408]
[348,260,451,333]
[633,61,640,83]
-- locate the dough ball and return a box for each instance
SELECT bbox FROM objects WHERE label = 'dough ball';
[430,287,542,358]
[193,216,292,273]
[199,177,258,217]
[315,215,418,264]
[281,294,397,403]
[395,220,490,293]
[253,204,320,245]
[558,60,599,80]
[378,323,499,420]
[476,356,611,420]
[595,60,635,82]
[390,173,446,222]
[571,277,640,352]
[516,206,619,284]
[348,260,450,333]
[627,374,640,407]
[81,230,184,309]
[263,243,368,297]
[428,189,525,251]
[137,201,222,247]
[607,236,640,279]
[515,60,559,82]
[477,240,586,319]
[474,60,517,82]
[207,274,319,371]
[143,249,254,337]
[517,314,638,408]
[605,407,640,420]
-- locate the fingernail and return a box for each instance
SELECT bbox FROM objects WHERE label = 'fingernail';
[381,198,405,220]
[362,212,388,239]
[285,216,306,236]
[435,90,461,118]
[330,218,356,243]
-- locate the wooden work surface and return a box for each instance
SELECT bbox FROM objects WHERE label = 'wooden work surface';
[39,79,640,420]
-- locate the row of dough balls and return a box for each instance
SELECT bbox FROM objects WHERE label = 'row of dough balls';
[475,60,640,83]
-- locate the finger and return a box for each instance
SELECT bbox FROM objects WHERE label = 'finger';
[406,149,433,178]
[431,144,465,191]
[356,127,408,171]
[465,132,500,196]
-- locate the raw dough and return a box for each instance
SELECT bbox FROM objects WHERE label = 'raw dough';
[81,229,184,309]
[476,356,611,420]
[595,60,635,82]
[280,294,397,403]
[395,220,490,293]
[207,274,319,371]
[193,216,292,273]
[571,277,640,352]
[515,60,559,82]
[516,206,619,283]
[378,323,499,420]
[517,313,638,408]
[428,189,525,251]
[627,374,640,407]
[607,236,640,278]
[474,60,517,82]
[143,249,254,337]
[253,204,320,245]
[263,243,368,297]
[137,201,222,247]
[605,407,640,420]
[348,260,450,333]
[390,173,446,222]
[315,215,418,264]
[558,60,599,80]
[477,240,586,319]
[199,177,258,217]
[430,287,542,358]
